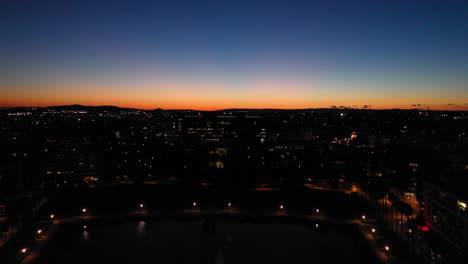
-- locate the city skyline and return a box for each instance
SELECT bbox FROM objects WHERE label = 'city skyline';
[1,2,468,263]
[1,0,467,110]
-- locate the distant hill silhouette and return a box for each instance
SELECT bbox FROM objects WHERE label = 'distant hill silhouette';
[0,104,465,113]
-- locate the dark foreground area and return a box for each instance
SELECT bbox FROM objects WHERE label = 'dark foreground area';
[35,220,374,264]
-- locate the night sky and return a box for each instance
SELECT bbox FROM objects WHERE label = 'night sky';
[1,0,467,110]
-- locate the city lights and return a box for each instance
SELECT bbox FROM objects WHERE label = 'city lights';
[1,15,466,262]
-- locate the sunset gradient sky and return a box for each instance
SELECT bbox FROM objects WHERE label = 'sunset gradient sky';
[1,0,467,110]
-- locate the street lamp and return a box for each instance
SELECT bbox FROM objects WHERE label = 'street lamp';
[280,205,284,210]
[385,245,390,252]
[371,228,376,233]
[139,203,144,208]
[50,214,55,219]
[228,202,231,207]
[37,229,42,235]
[361,215,366,221]
[21,248,27,254]
[193,202,197,207]
[316,208,320,213]
[82,208,87,213]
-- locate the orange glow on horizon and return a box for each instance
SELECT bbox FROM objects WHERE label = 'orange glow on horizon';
[2,98,466,111]
[1,82,467,111]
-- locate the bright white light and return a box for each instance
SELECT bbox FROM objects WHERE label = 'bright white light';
[193,202,197,207]
[316,208,320,213]
[280,205,284,210]
[385,245,390,251]
[21,248,27,254]
[37,229,42,234]
[228,203,231,207]
[361,215,366,220]
[139,203,144,208]
[82,208,87,213]
[371,228,376,233]
[50,214,55,219]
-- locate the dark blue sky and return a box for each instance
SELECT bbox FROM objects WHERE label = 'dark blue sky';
[1,0,467,109]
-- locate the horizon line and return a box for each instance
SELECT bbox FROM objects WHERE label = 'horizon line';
[1,104,466,112]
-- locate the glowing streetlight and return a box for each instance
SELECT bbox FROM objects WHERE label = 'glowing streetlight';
[82,208,87,213]
[21,248,27,254]
[280,205,284,210]
[361,215,366,221]
[139,203,144,208]
[83,225,87,229]
[385,245,390,252]
[50,214,55,219]
[371,228,376,233]
[316,208,320,213]
[193,202,197,207]
[228,202,231,207]
[37,229,43,234]
[315,223,319,228]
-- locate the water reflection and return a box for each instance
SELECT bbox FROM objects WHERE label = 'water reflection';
[138,221,146,234]
[82,230,89,241]
[215,250,225,264]
[38,221,367,264]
